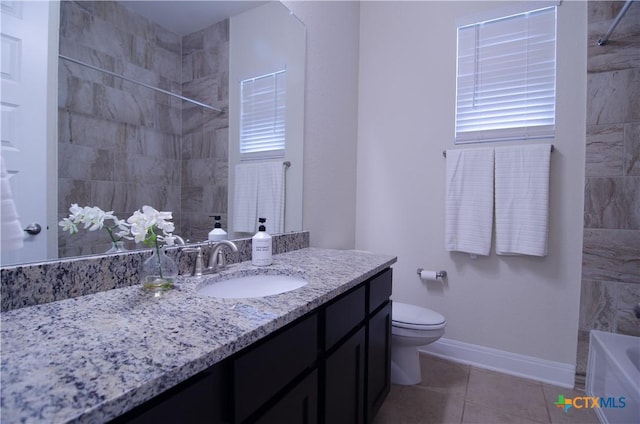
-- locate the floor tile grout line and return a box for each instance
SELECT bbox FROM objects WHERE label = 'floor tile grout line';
[460,362,471,424]
[540,381,555,424]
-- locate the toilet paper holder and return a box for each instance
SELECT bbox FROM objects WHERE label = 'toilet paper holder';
[416,268,447,279]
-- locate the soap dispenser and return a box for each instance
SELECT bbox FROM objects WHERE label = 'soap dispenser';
[208,215,227,242]
[252,217,272,266]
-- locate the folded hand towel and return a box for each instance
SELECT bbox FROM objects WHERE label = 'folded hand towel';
[445,148,495,256]
[495,144,551,256]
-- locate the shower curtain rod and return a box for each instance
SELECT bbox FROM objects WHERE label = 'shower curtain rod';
[59,54,225,113]
[598,0,635,46]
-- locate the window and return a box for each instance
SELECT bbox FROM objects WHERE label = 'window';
[240,70,286,159]
[455,6,556,143]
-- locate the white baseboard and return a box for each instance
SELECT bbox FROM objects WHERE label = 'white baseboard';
[419,337,576,389]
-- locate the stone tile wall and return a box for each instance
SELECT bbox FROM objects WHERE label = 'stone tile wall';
[57,1,230,256]
[576,1,640,386]
[58,1,183,256]
[181,20,230,242]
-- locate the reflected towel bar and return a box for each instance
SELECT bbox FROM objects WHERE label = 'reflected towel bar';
[59,54,225,113]
[442,144,554,157]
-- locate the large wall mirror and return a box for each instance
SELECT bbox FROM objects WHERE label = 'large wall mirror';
[0,0,305,266]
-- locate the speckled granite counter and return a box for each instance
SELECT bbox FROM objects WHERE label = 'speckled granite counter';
[1,248,396,423]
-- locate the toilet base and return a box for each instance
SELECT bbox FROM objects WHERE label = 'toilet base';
[391,344,421,385]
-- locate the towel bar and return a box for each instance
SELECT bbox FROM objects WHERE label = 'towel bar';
[442,144,554,157]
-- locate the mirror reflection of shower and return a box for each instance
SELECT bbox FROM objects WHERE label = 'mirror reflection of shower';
[54,1,305,259]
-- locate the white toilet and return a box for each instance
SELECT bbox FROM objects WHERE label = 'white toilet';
[391,301,446,385]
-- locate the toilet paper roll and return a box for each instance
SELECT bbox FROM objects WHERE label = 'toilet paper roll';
[419,270,439,281]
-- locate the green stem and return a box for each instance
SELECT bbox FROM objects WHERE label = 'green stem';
[155,240,164,280]
[105,227,118,243]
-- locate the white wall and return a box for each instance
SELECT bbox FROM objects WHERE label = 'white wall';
[284,1,361,249]
[356,1,587,367]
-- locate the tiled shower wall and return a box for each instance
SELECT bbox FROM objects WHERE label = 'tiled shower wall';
[181,20,229,242]
[576,1,640,385]
[58,1,229,257]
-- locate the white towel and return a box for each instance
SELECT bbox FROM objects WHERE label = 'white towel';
[1,155,23,251]
[233,163,259,233]
[256,162,285,234]
[445,148,494,256]
[232,162,285,234]
[495,144,551,257]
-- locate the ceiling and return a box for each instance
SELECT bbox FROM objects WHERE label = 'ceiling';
[122,1,267,36]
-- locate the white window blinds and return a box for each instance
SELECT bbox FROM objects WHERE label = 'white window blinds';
[455,6,557,143]
[240,70,286,158]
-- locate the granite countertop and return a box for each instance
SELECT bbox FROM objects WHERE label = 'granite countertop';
[1,248,396,423]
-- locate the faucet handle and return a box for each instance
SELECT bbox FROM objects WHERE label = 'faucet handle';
[182,246,204,276]
[214,250,228,271]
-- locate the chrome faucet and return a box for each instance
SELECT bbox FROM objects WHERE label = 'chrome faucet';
[173,235,187,245]
[206,240,238,272]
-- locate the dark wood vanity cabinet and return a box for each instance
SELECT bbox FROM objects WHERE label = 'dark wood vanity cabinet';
[366,301,392,421]
[366,271,393,422]
[233,314,318,423]
[324,326,367,423]
[113,268,392,424]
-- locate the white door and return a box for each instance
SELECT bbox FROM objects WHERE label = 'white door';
[1,1,58,265]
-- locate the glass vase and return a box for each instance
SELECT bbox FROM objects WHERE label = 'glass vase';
[105,241,128,254]
[140,245,178,292]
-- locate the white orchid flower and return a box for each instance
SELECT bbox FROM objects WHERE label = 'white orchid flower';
[82,206,109,231]
[68,203,83,221]
[160,235,176,246]
[59,204,132,244]
[58,217,78,234]
[127,210,150,244]
[127,205,175,248]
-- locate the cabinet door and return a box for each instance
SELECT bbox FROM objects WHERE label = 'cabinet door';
[325,285,365,350]
[255,370,318,424]
[234,314,317,423]
[111,363,230,424]
[324,327,366,424]
[366,302,391,423]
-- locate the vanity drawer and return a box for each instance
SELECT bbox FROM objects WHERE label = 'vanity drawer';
[233,313,317,423]
[325,285,366,350]
[368,268,392,314]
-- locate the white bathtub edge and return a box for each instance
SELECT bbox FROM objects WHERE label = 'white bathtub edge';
[586,330,640,424]
[419,337,575,388]
[588,330,640,399]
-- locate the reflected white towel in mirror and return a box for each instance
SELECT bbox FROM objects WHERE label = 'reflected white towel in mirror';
[233,162,285,234]
[1,155,23,251]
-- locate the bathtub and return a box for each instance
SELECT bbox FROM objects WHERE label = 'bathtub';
[586,330,640,424]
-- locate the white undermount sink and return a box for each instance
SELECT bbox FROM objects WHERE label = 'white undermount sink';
[197,274,308,299]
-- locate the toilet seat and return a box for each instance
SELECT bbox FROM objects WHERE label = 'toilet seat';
[392,302,446,330]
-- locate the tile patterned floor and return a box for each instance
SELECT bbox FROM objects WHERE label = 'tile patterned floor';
[373,353,600,424]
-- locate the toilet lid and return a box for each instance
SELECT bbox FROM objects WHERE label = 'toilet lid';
[392,302,446,330]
